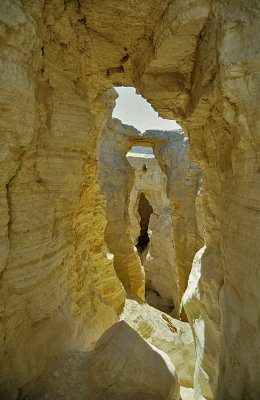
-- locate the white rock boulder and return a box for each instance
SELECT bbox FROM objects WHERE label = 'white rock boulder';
[89,320,180,400]
[120,297,195,388]
[24,320,180,400]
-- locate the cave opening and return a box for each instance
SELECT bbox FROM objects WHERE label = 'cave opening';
[2,3,257,399]
[135,192,153,257]
[113,86,181,132]
[125,136,179,317]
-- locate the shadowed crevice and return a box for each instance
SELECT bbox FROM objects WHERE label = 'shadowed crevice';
[135,192,153,256]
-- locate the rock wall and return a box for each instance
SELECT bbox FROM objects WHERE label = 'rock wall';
[151,132,203,318]
[0,1,259,399]
[0,3,125,397]
[127,150,179,316]
[98,120,145,299]
[181,3,260,399]
[120,296,195,389]
[99,119,202,318]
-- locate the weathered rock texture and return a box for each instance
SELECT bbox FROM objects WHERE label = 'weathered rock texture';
[120,296,195,388]
[0,4,126,398]
[127,149,179,315]
[22,321,180,400]
[98,121,145,299]
[153,131,203,319]
[100,119,202,317]
[88,321,180,400]
[0,1,259,399]
[183,245,222,399]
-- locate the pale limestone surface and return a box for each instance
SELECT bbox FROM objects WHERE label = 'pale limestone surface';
[180,387,205,400]
[151,131,203,319]
[183,246,222,399]
[120,297,195,388]
[88,321,180,400]
[98,121,145,299]
[0,1,259,399]
[127,151,179,315]
[24,321,180,400]
[0,4,126,397]
[100,119,202,318]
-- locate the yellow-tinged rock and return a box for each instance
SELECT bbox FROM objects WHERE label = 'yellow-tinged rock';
[120,296,195,388]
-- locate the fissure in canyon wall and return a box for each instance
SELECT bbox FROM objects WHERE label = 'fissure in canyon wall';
[127,145,180,315]
[135,192,153,259]
[99,118,202,319]
[0,1,259,399]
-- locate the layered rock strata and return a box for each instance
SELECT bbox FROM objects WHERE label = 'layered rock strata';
[0,1,259,399]
[0,5,126,397]
[127,149,179,315]
[99,118,202,317]
[98,121,145,299]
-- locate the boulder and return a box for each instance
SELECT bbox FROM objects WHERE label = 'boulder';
[89,320,180,400]
[24,321,180,400]
[120,297,195,388]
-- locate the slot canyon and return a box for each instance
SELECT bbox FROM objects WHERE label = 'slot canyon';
[0,1,259,400]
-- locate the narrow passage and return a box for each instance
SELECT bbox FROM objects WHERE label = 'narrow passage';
[135,192,153,257]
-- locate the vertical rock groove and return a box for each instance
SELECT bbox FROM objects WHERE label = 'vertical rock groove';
[0,1,259,398]
[135,192,153,257]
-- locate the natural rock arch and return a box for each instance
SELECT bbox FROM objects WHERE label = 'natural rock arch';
[127,149,178,316]
[98,119,202,317]
[0,1,259,399]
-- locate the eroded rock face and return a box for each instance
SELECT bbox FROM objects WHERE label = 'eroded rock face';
[183,245,222,399]
[23,321,180,400]
[0,1,259,399]
[88,321,180,400]
[99,119,202,317]
[152,132,203,318]
[98,120,145,299]
[127,150,179,315]
[120,297,195,388]
[0,4,126,397]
